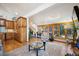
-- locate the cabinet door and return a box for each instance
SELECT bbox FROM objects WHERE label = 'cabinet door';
[6,21,14,29]
[21,18,27,27]
[0,33,3,40]
[18,18,27,27]
[20,28,26,42]
[6,33,14,40]
[16,17,27,42]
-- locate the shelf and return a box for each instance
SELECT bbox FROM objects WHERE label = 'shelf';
[5,29,16,33]
[5,20,14,29]
[16,17,27,42]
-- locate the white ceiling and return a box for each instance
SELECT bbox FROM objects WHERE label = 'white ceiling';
[0,3,79,24]
[0,3,43,19]
[30,3,79,25]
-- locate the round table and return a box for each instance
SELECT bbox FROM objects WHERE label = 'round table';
[29,38,45,56]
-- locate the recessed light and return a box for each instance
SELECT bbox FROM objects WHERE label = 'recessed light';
[15,12,18,15]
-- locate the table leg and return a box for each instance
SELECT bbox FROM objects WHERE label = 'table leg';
[28,45,30,51]
[36,48,38,56]
[43,42,46,50]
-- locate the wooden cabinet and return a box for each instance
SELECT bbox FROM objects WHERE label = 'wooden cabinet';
[17,17,26,27]
[16,17,27,42]
[6,33,14,40]
[6,20,14,29]
[17,28,26,42]
[5,20,15,41]
[0,33,3,40]
[0,17,27,43]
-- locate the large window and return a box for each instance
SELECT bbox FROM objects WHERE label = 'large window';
[60,24,64,35]
[53,24,60,37]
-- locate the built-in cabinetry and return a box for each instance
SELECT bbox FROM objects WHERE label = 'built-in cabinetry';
[16,17,27,43]
[0,17,27,52]
[5,20,15,40]
[0,17,27,42]
[4,17,27,43]
[6,20,14,29]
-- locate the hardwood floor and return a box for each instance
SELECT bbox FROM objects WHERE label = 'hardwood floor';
[5,41,66,56]
[3,39,27,52]
[3,38,66,52]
